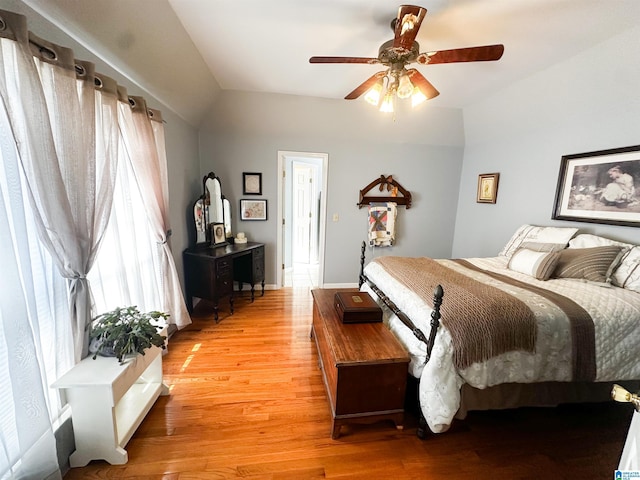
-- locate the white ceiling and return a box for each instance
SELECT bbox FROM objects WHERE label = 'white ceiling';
[20,0,640,125]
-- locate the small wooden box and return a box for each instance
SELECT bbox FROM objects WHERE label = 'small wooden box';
[334,291,382,324]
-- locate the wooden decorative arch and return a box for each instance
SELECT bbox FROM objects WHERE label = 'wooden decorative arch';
[357,175,412,209]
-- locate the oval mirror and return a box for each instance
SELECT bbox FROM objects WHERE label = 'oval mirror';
[205,176,223,225]
[194,197,206,244]
[223,197,232,239]
[201,172,230,246]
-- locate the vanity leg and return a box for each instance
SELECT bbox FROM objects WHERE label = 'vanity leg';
[261,280,265,296]
[230,293,234,315]
[213,303,219,323]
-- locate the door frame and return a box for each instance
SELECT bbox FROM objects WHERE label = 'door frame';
[276,150,328,288]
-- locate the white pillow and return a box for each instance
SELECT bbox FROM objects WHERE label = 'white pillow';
[508,248,561,280]
[499,224,578,259]
[568,233,633,250]
[613,246,640,293]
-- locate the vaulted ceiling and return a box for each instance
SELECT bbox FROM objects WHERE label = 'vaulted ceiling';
[20,0,640,126]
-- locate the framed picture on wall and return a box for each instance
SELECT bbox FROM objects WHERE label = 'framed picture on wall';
[552,145,640,227]
[243,172,262,195]
[240,199,267,221]
[477,173,500,203]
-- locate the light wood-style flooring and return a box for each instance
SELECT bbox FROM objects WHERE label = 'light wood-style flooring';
[63,288,633,479]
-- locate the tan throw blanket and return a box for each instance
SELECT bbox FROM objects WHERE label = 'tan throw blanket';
[455,259,595,381]
[375,256,537,370]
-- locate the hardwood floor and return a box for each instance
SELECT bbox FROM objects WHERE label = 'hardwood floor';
[63,288,633,479]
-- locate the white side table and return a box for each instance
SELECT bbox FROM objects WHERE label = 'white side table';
[52,338,168,467]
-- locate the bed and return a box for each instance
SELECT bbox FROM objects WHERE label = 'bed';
[358,225,640,436]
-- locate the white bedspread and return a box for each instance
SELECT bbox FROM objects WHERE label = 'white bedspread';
[362,256,640,433]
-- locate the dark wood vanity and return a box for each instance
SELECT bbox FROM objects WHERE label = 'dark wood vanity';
[185,172,266,321]
[183,242,265,321]
[183,242,264,322]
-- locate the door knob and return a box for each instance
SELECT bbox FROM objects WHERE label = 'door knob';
[612,384,640,411]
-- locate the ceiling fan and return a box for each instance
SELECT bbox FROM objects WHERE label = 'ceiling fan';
[309,5,504,111]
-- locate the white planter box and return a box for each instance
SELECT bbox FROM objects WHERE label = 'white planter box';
[52,333,168,467]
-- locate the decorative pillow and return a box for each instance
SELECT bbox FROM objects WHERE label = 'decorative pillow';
[568,233,633,250]
[612,246,640,293]
[553,246,625,283]
[568,234,639,290]
[499,224,578,258]
[519,241,567,253]
[508,248,561,280]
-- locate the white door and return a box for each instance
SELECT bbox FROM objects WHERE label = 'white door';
[292,163,312,264]
[276,150,328,289]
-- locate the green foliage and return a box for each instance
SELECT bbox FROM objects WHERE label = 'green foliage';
[89,306,168,364]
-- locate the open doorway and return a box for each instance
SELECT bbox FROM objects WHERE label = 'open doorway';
[276,151,328,289]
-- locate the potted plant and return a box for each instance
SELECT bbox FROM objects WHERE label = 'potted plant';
[89,306,168,364]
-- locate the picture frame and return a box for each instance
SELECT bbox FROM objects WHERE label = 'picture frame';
[477,173,500,204]
[243,172,262,195]
[552,145,640,227]
[211,222,227,245]
[240,199,267,221]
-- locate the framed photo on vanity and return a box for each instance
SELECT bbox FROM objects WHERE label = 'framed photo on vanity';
[212,223,226,245]
[243,172,262,195]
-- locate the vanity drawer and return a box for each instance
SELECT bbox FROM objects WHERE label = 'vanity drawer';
[215,258,233,295]
[252,246,265,281]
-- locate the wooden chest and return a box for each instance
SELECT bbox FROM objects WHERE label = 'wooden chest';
[311,289,409,439]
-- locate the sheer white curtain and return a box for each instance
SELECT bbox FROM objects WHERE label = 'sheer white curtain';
[0,13,119,362]
[0,8,189,477]
[115,95,190,328]
[89,93,191,327]
[0,104,67,480]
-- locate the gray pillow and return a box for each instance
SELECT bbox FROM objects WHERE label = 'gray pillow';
[553,246,625,283]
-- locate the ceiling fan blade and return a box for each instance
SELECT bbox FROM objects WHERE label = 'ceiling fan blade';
[393,5,427,51]
[309,56,379,64]
[345,71,387,100]
[417,44,504,65]
[405,69,439,100]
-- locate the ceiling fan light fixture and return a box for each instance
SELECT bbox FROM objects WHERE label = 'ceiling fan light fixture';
[311,6,505,114]
[396,73,413,99]
[379,91,395,113]
[363,79,384,106]
[411,87,427,108]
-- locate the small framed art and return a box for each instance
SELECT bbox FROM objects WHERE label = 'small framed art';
[240,199,267,221]
[477,173,500,204]
[243,172,262,195]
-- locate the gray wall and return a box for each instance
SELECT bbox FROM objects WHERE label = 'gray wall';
[199,91,465,285]
[453,25,640,257]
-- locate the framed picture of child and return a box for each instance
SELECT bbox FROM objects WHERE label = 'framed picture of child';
[552,145,640,227]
